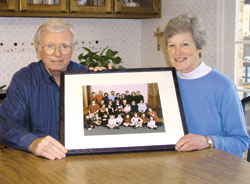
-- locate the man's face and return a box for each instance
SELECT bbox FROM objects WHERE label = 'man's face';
[38,30,73,75]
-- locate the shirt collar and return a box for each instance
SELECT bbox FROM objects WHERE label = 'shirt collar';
[177,61,212,79]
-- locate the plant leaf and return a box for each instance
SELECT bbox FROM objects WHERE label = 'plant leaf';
[118,65,126,69]
[83,47,92,53]
[78,47,124,69]
[106,49,118,58]
[100,47,108,56]
[112,57,122,64]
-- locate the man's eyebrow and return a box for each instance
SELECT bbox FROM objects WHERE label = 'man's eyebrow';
[43,41,72,45]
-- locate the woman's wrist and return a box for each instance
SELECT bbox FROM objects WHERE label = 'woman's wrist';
[205,136,214,148]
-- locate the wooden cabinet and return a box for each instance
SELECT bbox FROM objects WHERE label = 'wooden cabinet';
[0,0,161,18]
[19,0,67,13]
[0,0,18,12]
[114,0,160,16]
[70,0,112,15]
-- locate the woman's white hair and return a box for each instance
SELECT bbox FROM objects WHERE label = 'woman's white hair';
[164,14,206,57]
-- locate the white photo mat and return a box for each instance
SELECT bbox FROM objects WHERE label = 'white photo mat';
[60,68,188,154]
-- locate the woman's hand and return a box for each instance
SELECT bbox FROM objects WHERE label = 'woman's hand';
[175,133,212,152]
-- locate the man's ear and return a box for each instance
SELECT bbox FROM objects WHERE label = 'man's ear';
[35,46,42,60]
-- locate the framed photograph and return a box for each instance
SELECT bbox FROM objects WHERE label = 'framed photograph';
[60,67,188,155]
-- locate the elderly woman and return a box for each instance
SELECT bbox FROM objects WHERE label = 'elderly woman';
[164,14,250,158]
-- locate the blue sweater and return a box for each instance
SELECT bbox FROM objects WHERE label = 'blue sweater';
[178,69,250,158]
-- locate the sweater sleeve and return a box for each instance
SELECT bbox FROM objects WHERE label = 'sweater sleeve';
[210,83,250,158]
[0,117,38,151]
[0,73,38,151]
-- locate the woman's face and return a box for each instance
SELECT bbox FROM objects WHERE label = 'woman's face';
[167,32,201,73]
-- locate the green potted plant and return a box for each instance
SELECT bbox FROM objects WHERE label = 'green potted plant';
[78,47,125,69]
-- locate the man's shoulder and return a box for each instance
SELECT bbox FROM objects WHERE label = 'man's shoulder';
[13,61,42,79]
[7,62,43,91]
[68,61,88,71]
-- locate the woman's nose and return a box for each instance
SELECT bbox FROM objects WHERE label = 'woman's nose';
[175,46,182,55]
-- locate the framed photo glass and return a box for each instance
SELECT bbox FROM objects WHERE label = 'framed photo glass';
[60,67,188,154]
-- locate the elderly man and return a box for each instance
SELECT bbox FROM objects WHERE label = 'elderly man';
[0,19,106,160]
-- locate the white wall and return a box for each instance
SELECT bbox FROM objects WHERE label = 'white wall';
[0,18,142,86]
[0,0,221,86]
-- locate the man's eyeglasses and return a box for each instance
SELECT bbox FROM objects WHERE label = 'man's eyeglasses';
[41,43,73,55]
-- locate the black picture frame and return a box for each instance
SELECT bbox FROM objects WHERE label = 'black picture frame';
[60,67,188,155]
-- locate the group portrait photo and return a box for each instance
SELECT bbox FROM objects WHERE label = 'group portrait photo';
[82,83,166,136]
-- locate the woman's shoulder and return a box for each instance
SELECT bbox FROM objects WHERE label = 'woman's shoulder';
[196,69,238,96]
[179,69,234,86]
[207,69,235,88]
[178,69,237,96]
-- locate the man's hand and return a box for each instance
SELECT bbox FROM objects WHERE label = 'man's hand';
[175,133,211,152]
[89,63,112,71]
[29,136,67,160]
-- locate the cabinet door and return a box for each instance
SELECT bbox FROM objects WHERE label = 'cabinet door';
[19,0,67,13]
[70,0,112,14]
[0,0,18,11]
[114,0,161,16]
